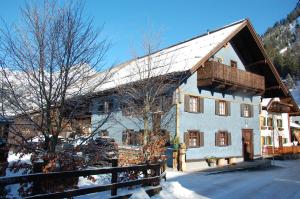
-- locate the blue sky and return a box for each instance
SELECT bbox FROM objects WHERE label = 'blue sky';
[0,0,298,67]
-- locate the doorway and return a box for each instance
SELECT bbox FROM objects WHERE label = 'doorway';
[242,129,254,161]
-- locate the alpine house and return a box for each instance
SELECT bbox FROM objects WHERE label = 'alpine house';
[90,19,294,167]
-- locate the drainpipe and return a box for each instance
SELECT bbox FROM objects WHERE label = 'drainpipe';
[272,113,275,165]
[175,88,180,138]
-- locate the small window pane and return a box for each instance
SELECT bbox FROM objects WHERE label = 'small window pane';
[219,101,226,115]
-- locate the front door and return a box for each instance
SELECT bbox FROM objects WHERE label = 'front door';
[242,129,254,161]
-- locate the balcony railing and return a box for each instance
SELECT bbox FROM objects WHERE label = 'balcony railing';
[197,60,265,93]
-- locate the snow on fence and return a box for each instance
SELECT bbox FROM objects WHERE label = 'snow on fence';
[0,159,166,199]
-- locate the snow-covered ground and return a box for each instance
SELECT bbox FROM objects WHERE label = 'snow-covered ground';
[3,157,300,199]
[75,159,300,199]
[4,152,32,198]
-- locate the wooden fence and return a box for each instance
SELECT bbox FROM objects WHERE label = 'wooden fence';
[0,160,166,199]
[262,146,300,156]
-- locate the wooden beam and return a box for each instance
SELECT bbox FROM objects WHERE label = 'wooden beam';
[265,86,281,91]
[245,59,266,67]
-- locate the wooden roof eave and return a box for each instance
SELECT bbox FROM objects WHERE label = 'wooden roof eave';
[243,20,289,97]
[190,20,248,74]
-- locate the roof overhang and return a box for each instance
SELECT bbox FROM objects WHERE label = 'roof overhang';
[190,19,289,98]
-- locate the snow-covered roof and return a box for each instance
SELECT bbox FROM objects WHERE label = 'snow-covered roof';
[96,19,247,91]
[290,122,300,129]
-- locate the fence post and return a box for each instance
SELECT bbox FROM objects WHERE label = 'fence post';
[111,158,118,196]
[142,161,149,187]
[31,160,44,195]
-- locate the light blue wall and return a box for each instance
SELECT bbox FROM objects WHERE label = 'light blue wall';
[91,97,177,144]
[213,42,245,70]
[179,72,261,160]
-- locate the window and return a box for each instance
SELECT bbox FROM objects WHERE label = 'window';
[100,130,109,137]
[184,131,204,148]
[267,117,273,130]
[277,119,283,130]
[98,100,113,113]
[260,116,267,130]
[215,57,223,63]
[241,104,253,118]
[215,100,230,116]
[265,136,272,145]
[215,131,231,146]
[230,60,237,68]
[283,138,288,144]
[122,104,134,116]
[122,130,143,146]
[184,95,204,113]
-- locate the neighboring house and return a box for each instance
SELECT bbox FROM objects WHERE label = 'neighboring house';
[91,19,292,167]
[260,98,296,150]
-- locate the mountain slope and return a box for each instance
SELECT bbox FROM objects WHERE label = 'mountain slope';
[262,3,300,79]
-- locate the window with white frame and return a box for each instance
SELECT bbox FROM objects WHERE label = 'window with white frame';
[215,100,230,116]
[184,95,204,113]
[189,96,198,112]
[241,104,253,118]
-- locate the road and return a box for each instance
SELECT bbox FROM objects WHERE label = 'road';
[157,160,300,199]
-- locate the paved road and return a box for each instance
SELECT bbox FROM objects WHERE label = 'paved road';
[162,160,300,199]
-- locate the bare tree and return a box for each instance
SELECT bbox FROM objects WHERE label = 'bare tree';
[115,32,187,154]
[0,1,112,153]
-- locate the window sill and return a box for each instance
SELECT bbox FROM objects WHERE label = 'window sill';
[187,146,202,148]
[185,111,203,114]
[216,114,229,117]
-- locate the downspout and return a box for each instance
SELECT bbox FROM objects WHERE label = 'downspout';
[175,88,180,138]
[288,113,291,143]
[272,113,275,164]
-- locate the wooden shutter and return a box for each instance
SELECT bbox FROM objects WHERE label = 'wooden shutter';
[215,132,219,146]
[249,104,253,117]
[200,132,204,147]
[196,131,200,147]
[184,95,190,112]
[197,97,204,113]
[184,132,189,147]
[227,132,232,146]
[215,100,219,115]
[226,101,231,116]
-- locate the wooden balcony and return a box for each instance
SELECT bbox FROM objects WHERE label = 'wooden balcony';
[197,60,265,94]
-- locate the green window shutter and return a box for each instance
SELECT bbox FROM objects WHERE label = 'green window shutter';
[184,95,190,112]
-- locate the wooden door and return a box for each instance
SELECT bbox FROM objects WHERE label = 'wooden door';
[242,129,254,161]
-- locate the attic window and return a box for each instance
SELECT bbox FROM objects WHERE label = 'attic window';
[230,60,237,68]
